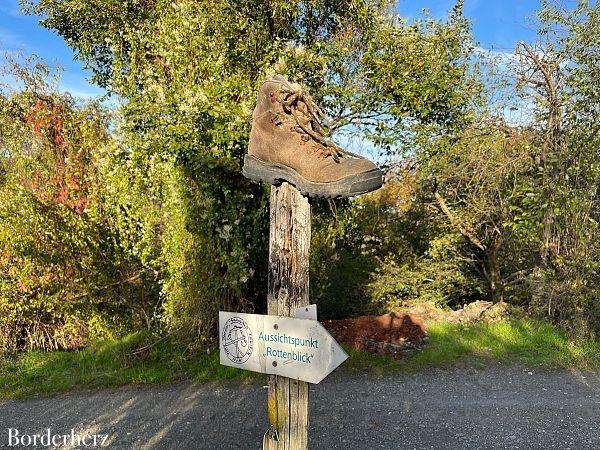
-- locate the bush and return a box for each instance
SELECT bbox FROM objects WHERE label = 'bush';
[368,233,485,310]
[531,251,600,340]
[0,62,160,352]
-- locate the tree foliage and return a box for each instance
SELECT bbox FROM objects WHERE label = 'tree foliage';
[15,0,474,343]
[0,57,160,351]
[3,0,598,352]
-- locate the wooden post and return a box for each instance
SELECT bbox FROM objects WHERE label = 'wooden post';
[263,182,310,450]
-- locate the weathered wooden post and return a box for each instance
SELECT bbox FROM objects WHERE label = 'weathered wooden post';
[219,178,346,448]
[263,181,310,450]
[231,73,378,449]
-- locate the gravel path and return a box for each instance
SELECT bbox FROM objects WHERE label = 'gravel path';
[1,365,599,449]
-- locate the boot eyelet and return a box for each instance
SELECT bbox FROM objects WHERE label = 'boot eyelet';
[270,113,283,126]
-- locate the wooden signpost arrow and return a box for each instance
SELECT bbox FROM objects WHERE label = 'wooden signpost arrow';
[219,311,348,384]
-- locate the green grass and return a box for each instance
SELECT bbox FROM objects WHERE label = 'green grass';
[0,332,257,398]
[2,319,599,398]
[344,318,600,373]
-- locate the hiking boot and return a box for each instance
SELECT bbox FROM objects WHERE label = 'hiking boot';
[243,75,383,198]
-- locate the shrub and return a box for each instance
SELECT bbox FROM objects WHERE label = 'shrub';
[0,61,159,352]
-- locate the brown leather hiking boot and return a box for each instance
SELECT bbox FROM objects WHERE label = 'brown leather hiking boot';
[243,75,383,198]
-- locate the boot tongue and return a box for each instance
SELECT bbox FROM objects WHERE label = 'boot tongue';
[271,74,289,83]
[270,75,302,93]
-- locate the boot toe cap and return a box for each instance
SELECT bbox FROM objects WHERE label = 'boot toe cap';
[342,156,381,178]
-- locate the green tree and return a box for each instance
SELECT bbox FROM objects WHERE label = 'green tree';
[425,121,534,304]
[521,0,600,336]
[22,0,476,337]
[410,0,600,335]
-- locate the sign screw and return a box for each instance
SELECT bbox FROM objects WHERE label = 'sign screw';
[272,361,278,367]
[274,324,278,330]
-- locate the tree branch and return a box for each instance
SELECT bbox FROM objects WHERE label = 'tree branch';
[432,187,486,252]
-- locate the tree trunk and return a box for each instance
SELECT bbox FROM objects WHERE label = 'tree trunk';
[488,240,504,303]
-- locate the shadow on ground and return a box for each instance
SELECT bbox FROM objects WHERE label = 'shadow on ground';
[1,366,600,449]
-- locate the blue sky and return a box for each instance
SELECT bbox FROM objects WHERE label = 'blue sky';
[397,0,541,50]
[0,0,104,98]
[0,0,543,98]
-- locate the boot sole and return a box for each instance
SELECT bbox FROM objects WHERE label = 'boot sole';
[242,155,383,198]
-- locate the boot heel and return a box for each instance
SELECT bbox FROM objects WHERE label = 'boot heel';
[242,155,281,185]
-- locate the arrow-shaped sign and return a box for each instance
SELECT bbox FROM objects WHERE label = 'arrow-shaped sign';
[219,311,348,384]
[293,304,317,320]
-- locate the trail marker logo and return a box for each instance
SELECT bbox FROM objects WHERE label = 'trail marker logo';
[221,317,253,364]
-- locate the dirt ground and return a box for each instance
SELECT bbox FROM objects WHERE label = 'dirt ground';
[3,366,598,449]
[401,300,511,325]
[323,312,428,357]
[322,301,510,358]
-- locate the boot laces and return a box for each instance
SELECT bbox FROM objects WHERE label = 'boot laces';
[273,80,344,162]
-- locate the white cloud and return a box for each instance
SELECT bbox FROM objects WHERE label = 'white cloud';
[473,46,537,126]
[474,46,519,65]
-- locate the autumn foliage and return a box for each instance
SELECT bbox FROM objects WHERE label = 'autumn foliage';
[0,61,159,352]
